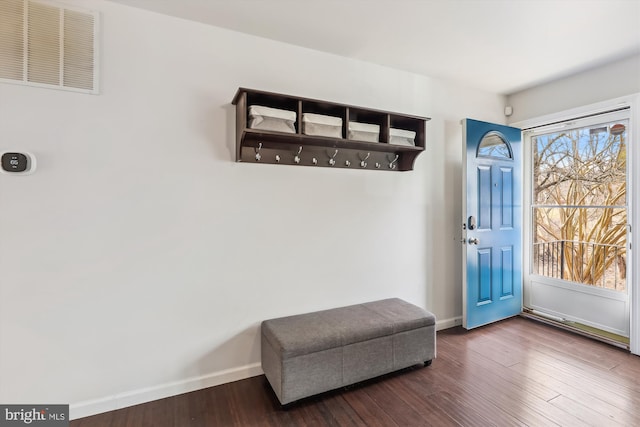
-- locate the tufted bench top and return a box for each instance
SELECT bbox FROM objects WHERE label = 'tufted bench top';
[261,298,436,359]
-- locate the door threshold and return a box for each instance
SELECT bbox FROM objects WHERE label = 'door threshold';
[520,309,630,350]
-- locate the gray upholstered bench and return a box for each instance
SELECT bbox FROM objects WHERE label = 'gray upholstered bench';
[261,298,436,405]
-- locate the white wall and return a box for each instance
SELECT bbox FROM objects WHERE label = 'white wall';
[506,53,640,123]
[0,0,505,417]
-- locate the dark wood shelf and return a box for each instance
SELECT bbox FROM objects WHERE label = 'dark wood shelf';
[232,88,429,171]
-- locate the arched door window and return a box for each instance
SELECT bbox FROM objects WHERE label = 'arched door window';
[477,131,513,159]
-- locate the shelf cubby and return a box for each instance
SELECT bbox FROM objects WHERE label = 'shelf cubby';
[232,88,429,171]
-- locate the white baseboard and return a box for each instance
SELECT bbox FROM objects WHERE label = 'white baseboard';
[436,316,462,330]
[69,363,263,420]
[71,318,462,420]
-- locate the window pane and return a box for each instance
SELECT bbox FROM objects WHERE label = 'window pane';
[533,120,627,206]
[531,119,628,292]
[532,207,627,291]
[477,132,512,158]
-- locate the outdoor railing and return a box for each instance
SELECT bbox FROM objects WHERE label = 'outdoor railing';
[533,240,626,291]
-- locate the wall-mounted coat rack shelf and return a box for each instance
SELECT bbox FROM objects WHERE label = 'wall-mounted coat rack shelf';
[232,88,430,172]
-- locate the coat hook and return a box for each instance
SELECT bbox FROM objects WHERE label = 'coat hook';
[312,157,318,165]
[275,154,281,163]
[388,154,399,169]
[375,162,381,169]
[294,146,303,164]
[255,142,262,162]
[359,152,370,168]
[328,149,338,166]
[345,160,351,167]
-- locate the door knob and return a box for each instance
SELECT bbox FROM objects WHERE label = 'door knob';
[468,238,479,245]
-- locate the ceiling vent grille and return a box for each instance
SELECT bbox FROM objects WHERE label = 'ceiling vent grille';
[0,0,99,93]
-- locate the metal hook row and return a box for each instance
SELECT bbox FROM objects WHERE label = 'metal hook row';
[255,143,399,169]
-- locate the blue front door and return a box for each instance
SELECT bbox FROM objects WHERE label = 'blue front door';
[463,119,522,329]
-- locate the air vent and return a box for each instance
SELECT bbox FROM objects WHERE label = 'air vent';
[0,0,99,93]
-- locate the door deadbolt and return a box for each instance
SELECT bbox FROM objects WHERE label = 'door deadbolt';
[467,216,476,230]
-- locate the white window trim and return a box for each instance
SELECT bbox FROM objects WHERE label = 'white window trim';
[511,93,640,355]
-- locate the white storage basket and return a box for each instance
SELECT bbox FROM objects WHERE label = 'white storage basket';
[389,128,416,146]
[248,105,296,133]
[348,121,380,142]
[302,113,343,138]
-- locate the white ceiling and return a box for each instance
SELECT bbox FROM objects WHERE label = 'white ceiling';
[109,0,640,94]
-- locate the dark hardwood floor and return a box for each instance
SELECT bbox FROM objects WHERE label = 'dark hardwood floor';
[71,317,640,426]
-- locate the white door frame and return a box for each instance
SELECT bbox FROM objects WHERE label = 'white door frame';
[510,93,640,355]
